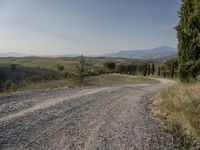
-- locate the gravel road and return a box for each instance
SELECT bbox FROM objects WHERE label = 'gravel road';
[0,78,175,150]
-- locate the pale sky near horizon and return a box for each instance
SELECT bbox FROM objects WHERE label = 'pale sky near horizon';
[0,0,181,55]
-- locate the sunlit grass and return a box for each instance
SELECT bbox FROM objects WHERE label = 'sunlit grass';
[85,74,159,86]
[152,83,200,149]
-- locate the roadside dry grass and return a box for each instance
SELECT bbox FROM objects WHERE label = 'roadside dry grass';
[85,74,159,86]
[0,79,73,96]
[1,74,159,95]
[152,83,200,149]
[19,79,74,91]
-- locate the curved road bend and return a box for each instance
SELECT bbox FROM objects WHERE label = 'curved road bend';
[0,78,175,150]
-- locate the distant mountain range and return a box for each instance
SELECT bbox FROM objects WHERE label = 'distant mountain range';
[0,46,177,59]
[104,46,177,59]
[44,54,80,58]
[0,52,29,57]
[0,52,79,58]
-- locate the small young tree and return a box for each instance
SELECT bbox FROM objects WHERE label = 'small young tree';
[76,55,86,85]
[151,63,155,75]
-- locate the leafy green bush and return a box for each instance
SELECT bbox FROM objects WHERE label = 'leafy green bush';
[10,64,16,70]
[89,68,105,76]
[28,75,42,83]
[0,70,6,82]
[57,65,65,72]
[4,80,16,91]
[104,62,116,71]
[116,64,125,74]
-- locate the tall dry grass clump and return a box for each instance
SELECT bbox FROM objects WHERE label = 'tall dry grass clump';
[152,83,200,149]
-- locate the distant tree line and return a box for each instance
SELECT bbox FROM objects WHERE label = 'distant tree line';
[103,57,179,79]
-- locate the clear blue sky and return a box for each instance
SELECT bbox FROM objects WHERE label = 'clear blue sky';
[0,0,181,55]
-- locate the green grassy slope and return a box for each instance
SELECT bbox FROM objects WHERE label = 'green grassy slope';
[0,64,59,82]
[0,57,78,70]
[0,56,153,70]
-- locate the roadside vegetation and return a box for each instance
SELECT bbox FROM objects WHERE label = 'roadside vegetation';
[85,74,159,86]
[0,54,176,94]
[176,0,200,82]
[152,83,200,149]
[0,59,159,94]
[153,0,200,149]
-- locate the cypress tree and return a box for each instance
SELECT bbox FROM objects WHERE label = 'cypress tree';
[147,64,151,76]
[152,63,155,75]
[157,67,161,76]
[163,67,167,78]
[176,0,200,81]
[170,64,175,79]
[143,64,147,76]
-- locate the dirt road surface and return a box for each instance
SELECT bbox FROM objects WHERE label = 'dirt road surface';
[0,78,175,150]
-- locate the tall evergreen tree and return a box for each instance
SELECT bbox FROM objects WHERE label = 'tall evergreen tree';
[143,64,147,76]
[151,63,155,75]
[170,64,175,79]
[147,64,151,76]
[157,67,161,76]
[116,64,125,74]
[176,0,200,81]
[163,67,167,78]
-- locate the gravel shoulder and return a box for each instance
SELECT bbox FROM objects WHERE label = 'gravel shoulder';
[0,78,175,150]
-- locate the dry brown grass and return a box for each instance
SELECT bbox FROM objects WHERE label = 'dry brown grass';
[152,83,200,149]
[20,79,74,90]
[1,74,159,95]
[0,79,73,95]
[85,74,159,86]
